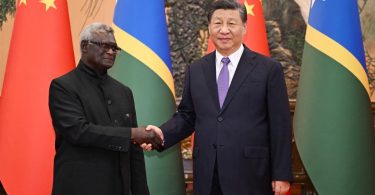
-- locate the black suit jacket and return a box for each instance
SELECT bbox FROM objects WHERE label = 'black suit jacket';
[49,61,149,195]
[161,46,293,195]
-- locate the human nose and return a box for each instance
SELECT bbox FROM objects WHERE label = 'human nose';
[219,24,230,33]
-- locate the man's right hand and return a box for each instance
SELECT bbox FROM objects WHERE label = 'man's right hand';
[140,125,165,151]
[131,127,163,151]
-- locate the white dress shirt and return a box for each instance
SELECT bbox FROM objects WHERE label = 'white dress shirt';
[215,44,244,86]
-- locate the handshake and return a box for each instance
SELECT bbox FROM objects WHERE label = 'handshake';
[131,125,164,151]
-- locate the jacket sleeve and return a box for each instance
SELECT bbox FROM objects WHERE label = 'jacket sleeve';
[266,62,293,181]
[160,65,196,149]
[48,79,131,152]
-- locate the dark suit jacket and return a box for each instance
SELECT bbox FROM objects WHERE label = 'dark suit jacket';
[161,46,292,195]
[49,61,149,195]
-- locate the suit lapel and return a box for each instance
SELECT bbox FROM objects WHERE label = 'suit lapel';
[220,47,257,113]
[202,52,220,110]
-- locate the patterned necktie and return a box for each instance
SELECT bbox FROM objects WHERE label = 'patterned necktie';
[217,57,230,108]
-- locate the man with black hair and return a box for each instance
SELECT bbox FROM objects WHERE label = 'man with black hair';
[147,1,292,194]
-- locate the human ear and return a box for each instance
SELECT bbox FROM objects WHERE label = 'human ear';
[81,41,88,53]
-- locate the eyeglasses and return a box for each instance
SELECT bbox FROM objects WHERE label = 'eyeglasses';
[85,40,121,53]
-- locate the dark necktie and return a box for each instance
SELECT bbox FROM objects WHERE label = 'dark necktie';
[217,57,230,108]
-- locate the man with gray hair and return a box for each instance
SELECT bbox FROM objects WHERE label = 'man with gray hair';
[48,22,161,195]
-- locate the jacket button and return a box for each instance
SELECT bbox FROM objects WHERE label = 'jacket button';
[217,116,223,122]
[213,144,217,149]
[107,99,112,105]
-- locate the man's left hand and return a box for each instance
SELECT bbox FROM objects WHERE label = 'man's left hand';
[272,181,290,195]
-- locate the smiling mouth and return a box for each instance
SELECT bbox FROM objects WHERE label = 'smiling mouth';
[218,38,231,41]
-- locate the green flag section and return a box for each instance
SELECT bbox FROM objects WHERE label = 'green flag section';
[109,53,185,194]
[294,1,375,194]
[111,1,185,194]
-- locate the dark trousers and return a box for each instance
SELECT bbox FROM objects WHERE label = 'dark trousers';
[210,158,223,195]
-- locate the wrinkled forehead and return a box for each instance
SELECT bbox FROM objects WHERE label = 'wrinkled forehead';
[91,30,116,43]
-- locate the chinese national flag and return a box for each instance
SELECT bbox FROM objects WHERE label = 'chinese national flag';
[0,0,75,194]
[206,0,270,56]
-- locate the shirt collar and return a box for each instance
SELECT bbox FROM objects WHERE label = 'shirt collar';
[215,44,244,67]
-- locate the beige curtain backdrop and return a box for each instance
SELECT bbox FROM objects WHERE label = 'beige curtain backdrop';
[0,0,116,95]
[0,14,14,95]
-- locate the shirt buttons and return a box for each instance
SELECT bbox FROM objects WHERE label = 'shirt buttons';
[107,99,112,105]
[108,145,123,151]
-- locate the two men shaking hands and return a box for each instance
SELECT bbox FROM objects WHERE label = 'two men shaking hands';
[130,126,163,152]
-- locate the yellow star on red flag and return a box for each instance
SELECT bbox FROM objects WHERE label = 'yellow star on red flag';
[0,0,75,193]
[19,0,27,6]
[244,0,255,16]
[40,0,56,11]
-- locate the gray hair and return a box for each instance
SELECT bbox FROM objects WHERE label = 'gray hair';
[79,22,114,43]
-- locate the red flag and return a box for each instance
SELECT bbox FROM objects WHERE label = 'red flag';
[0,0,75,194]
[207,0,270,56]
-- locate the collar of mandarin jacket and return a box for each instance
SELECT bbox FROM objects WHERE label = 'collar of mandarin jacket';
[77,60,108,81]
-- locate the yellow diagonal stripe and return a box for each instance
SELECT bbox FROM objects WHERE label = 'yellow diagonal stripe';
[112,23,175,98]
[305,24,370,96]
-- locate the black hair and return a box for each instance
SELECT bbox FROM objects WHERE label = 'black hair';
[207,0,247,23]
